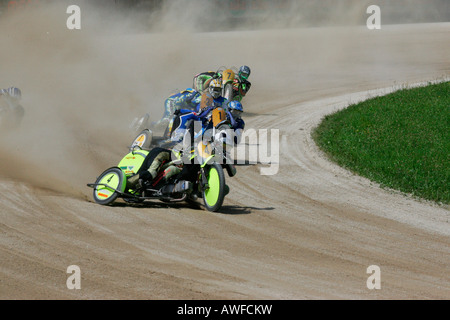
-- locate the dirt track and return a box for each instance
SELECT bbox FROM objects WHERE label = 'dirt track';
[0,6,449,299]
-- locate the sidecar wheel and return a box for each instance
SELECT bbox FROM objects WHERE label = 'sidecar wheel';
[93,167,126,205]
[131,129,153,150]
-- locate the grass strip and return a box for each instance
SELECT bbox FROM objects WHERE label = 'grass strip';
[313,81,449,205]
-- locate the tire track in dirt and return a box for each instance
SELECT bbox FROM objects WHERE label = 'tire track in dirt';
[1,22,449,299]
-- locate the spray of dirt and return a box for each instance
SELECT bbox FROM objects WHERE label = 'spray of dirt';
[0,2,152,198]
[0,0,447,199]
[0,1,214,198]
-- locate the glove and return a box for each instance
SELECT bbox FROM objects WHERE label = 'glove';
[173,109,181,116]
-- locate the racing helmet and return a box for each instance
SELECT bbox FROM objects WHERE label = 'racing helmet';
[209,79,222,99]
[228,100,243,119]
[238,66,251,80]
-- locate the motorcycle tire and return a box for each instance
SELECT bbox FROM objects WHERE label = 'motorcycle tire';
[202,163,226,212]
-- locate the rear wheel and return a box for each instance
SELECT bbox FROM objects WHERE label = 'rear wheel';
[202,163,226,212]
[93,167,126,205]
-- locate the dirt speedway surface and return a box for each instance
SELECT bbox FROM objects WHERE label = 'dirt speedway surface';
[0,5,449,299]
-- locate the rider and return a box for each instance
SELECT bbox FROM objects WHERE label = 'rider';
[222,100,245,146]
[127,100,246,189]
[168,78,229,144]
[126,147,183,189]
[0,86,24,129]
[231,65,252,102]
[151,88,202,131]
[199,99,245,153]
[192,65,251,102]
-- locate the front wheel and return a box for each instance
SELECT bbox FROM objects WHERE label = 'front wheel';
[92,167,126,205]
[202,163,226,212]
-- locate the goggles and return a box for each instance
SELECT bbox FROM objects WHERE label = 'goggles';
[240,72,249,80]
[210,87,222,97]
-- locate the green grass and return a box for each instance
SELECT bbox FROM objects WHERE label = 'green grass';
[313,81,449,205]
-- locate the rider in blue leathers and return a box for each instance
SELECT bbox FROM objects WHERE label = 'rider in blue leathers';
[151,88,202,131]
[127,83,245,187]
[126,99,246,189]
[168,79,228,144]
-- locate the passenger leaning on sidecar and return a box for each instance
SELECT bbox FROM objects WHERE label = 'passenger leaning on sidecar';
[192,65,252,101]
[126,147,182,190]
[192,70,221,93]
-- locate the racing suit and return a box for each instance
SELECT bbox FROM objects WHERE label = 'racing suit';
[127,147,183,188]
[192,71,220,93]
[224,108,245,145]
[231,77,251,102]
[152,88,201,130]
[169,93,229,144]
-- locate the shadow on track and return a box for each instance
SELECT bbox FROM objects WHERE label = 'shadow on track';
[109,199,275,215]
[219,205,275,215]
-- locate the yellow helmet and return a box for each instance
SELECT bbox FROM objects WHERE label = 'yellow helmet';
[209,79,222,99]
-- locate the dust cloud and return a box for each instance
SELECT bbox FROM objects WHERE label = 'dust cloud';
[0,1,201,197]
[0,0,448,198]
[0,0,448,301]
